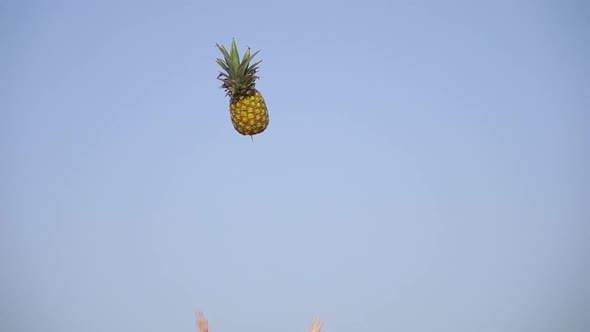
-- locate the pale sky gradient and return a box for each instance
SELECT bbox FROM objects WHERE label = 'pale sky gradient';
[2,1,589,332]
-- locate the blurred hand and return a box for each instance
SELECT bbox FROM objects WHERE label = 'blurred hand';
[196,311,208,332]
[309,316,323,332]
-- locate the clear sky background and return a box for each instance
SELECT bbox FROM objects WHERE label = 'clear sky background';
[1,1,589,331]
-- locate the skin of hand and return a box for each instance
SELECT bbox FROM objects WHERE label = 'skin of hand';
[196,310,322,332]
[309,316,323,332]
[196,311,208,332]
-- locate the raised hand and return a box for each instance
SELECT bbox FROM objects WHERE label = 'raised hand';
[309,316,323,332]
[196,311,208,332]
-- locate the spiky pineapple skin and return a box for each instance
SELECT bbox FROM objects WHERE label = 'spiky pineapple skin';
[229,90,269,136]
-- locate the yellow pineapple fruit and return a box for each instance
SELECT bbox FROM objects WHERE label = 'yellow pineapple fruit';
[216,39,269,136]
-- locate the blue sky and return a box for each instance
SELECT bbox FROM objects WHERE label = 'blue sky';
[1,0,589,331]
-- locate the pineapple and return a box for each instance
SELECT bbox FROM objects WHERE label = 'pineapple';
[216,39,269,136]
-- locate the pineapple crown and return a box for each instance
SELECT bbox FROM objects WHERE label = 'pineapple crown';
[216,39,262,99]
